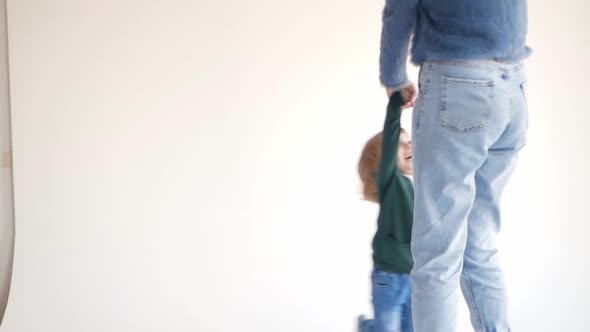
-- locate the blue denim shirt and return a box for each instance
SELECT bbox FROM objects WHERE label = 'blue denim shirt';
[380,0,532,89]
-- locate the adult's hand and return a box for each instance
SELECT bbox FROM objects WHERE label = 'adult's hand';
[387,82,417,109]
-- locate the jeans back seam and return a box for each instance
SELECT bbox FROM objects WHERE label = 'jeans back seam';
[465,276,484,331]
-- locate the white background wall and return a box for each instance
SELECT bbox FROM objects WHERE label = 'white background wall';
[1,0,589,331]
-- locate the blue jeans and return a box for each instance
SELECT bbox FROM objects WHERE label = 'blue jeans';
[410,60,528,332]
[360,267,413,332]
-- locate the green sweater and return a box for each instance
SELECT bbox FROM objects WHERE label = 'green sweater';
[372,92,414,274]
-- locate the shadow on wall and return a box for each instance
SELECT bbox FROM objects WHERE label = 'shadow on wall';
[0,0,15,325]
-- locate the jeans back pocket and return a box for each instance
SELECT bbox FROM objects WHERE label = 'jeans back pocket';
[440,76,493,133]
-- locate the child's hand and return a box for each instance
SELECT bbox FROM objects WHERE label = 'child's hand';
[387,82,417,109]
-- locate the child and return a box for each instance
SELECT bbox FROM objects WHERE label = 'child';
[357,92,414,332]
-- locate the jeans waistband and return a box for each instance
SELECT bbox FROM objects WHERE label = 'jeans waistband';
[423,59,525,73]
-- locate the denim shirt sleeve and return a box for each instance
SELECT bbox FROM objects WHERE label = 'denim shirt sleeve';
[379,0,418,90]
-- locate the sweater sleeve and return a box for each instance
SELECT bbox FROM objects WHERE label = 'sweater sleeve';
[376,92,404,201]
[379,0,418,90]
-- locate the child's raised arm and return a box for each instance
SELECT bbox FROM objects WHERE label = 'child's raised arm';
[376,92,405,201]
